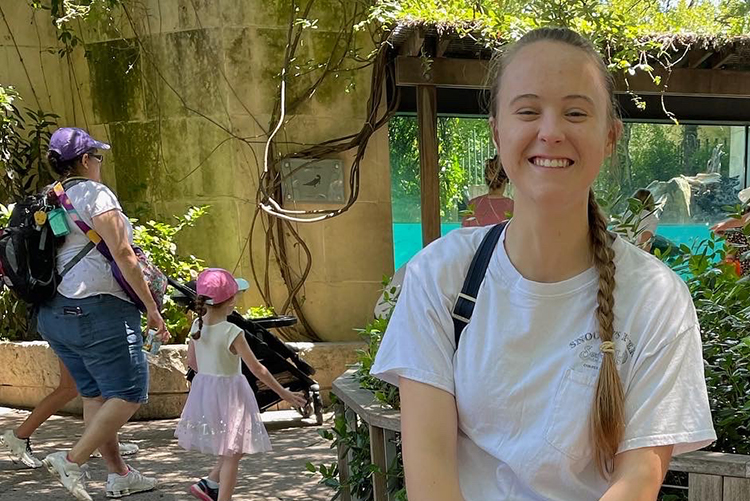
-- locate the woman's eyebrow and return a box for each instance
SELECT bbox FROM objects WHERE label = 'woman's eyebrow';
[509,93,595,106]
[563,94,595,105]
[509,93,538,105]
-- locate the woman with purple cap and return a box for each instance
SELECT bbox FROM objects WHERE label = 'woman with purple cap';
[31,127,166,500]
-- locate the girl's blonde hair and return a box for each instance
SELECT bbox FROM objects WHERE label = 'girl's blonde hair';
[191,295,209,340]
[488,27,623,477]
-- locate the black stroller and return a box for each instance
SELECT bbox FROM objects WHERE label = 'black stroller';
[169,278,325,425]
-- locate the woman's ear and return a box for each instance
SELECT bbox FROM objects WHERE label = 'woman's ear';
[80,153,91,171]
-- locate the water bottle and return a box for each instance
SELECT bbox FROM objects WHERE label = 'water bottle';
[143,329,162,355]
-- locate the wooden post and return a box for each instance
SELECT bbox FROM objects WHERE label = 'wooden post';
[689,473,723,501]
[723,477,750,500]
[417,85,440,246]
[369,424,388,501]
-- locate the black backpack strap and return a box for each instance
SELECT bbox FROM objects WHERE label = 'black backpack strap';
[60,241,95,278]
[56,178,95,279]
[452,222,507,347]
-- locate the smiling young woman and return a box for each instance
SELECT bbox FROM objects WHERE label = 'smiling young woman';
[371,28,716,501]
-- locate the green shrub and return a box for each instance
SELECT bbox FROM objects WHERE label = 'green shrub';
[667,226,750,456]
[0,85,58,201]
[132,205,209,343]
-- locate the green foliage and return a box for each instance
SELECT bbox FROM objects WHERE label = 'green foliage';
[371,1,750,82]
[246,305,276,319]
[666,227,750,456]
[307,402,407,501]
[390,116,492,223]
[0,85,59,202]
[132,206,209,343]
[30,0,124,56]
[354,276,401,409]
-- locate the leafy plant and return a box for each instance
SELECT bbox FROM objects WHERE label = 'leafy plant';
[669,227,750,456]
[132,205,209,343]
[246,305,276,319]
[307,395,406,501]
[0,85,58,202]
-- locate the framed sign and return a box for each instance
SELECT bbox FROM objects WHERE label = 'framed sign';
[280,158,345,203]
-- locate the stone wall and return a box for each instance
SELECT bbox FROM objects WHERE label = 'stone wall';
[0,0,393,342]
[0,340,364,419]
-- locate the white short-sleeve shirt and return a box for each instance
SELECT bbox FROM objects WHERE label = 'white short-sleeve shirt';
[56,180,134,301]
[371,225,715,500]
[189,320,244,377]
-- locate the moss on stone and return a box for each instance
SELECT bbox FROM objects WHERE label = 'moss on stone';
[110,121,159,211]
[87,39,143,123]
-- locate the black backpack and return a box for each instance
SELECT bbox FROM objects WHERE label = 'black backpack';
[0,180,93,305]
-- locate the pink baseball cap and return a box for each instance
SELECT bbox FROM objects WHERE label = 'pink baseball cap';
[196,268,249,305]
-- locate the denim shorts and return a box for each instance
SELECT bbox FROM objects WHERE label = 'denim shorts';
[38,293,149,403]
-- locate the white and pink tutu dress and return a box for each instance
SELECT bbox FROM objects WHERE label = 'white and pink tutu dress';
[175,320,272,456]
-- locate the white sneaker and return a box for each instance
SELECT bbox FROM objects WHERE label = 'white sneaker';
[0,429,43,468]
[106,466,158,498]
[91,442,140,458]
[42,451,92,501]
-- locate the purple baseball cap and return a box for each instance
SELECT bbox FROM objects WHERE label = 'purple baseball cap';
[49,127,110,162]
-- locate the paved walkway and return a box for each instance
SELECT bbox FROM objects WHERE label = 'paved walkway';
[0,407,338,500]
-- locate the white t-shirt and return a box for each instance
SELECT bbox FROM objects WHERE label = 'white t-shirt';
[56,180,133,302]
[371,225,716,501]
[189,320,244,377]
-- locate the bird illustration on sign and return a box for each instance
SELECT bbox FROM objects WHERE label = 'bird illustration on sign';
[303,174,322,187]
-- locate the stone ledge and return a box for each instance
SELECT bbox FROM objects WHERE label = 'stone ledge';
[0,340,364,419]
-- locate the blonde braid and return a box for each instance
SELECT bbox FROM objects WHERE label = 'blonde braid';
[588,189,625,477]
[192,295,208,340]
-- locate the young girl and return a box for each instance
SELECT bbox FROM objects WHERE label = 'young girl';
[175,268,307,501]
[372,28,715,500]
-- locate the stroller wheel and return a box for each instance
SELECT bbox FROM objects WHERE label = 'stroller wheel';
[313,392,324,425]
[300,400,313,419]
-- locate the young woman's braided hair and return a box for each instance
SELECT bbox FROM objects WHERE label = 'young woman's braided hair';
[192,295,209,340]
[484,155,509,192]
[488,27,623,477]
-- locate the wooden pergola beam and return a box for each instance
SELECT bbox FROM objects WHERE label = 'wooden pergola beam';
[399,29,425,57]
[436,36,451,58]
[417,85,440,246]
[688,49,714,68]
[710,52,736,70]
[395,56,750,98]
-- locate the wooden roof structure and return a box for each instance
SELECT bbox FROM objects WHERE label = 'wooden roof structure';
[385,24,750,245]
